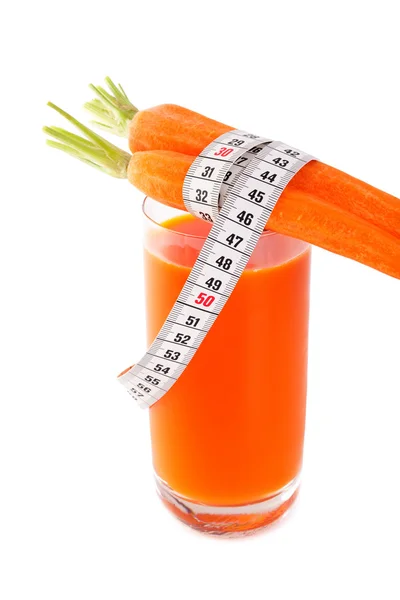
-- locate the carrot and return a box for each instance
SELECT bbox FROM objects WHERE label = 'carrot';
[43,103,400,280]
[128,104,232,156]
[292,162,400,243]
[127,150,191,211]
[128,149,400,280]
[84,77,233,154]
[85,78,400,241]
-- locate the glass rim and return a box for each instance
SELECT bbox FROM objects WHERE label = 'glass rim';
[142,196,277,240]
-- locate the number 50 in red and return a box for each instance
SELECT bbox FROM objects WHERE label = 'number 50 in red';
[195,292,215,307]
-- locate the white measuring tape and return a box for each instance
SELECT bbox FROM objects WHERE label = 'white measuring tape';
[119,130,315,408]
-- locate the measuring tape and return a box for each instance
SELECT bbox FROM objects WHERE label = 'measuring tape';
[118,130,315,408]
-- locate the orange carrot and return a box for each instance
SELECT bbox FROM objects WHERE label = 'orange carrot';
[85,78,400,241]
[128,150,400,280]
[131,110,400,241]
[292,161,400,243]
[128,104,232,156]
[127,150,191,211]
[44,102,400,280]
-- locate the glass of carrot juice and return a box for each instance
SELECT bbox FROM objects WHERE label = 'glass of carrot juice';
[142,196,311,536]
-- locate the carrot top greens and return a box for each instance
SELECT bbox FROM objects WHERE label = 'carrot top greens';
[43,102,131,178]
[84,77,138,137]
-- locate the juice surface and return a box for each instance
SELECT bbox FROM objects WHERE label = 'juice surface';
[146,214,311,506]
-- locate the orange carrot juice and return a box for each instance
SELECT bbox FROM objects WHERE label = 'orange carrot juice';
[143,197,311,533]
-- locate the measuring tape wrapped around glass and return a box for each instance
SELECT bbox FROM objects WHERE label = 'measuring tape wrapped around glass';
[118,130,315,408]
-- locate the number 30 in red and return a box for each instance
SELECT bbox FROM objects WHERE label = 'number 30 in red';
[214,147,234,158]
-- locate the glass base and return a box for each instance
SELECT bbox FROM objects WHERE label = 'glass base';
[155,474,300,537]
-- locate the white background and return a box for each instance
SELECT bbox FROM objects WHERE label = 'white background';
[2,1,400,598]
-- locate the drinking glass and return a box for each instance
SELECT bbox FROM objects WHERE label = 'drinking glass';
[142,196,311,535]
